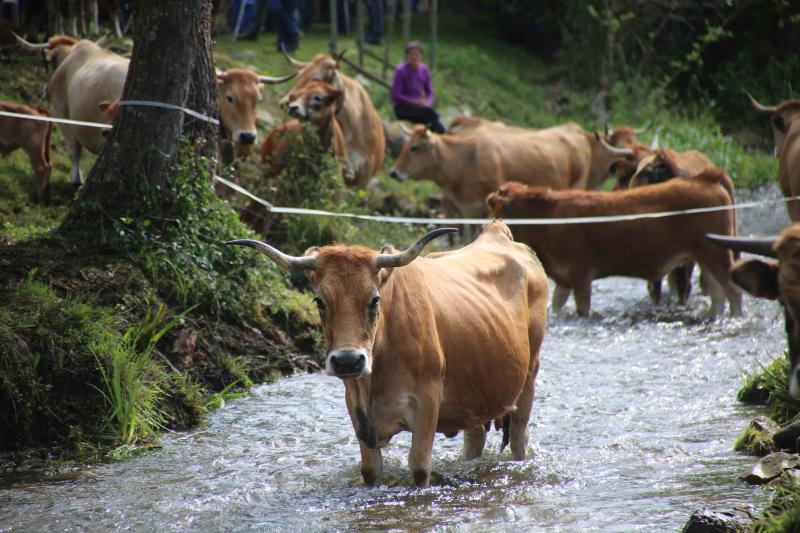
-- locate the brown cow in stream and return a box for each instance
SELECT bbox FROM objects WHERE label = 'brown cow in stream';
[746,92,800,221]
[228,222,548,487]
[486,169,742,318]
[708,225,800,398]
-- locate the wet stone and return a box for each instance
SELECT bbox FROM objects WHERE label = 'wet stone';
[741,452,800,485]
[681,509,749,533]
[735,415,780,456]
[773,420,800,452]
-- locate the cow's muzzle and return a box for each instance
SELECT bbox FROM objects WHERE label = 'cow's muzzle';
[237,131,257,145]
[389,169,406,181]
[288,103,305,118]
[327,349,368,378]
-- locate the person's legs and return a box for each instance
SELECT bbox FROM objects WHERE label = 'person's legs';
[364,0,382,44]
[269,0,300,50]
[395,103,446,133]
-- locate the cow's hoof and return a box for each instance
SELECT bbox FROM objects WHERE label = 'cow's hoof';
[412,468,430,487]
[361,469,378,486]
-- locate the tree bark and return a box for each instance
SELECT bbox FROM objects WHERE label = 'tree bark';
[76,0,218,215]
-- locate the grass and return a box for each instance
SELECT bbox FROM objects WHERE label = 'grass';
[738,354,800,425]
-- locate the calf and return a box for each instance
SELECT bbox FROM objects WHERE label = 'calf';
[0,101,52,202]
[229,221,548,487]
[486,168,742,317]
[708,225,800,397]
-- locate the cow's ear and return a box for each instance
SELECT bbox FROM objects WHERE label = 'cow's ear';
[98,100,111,112]
[773,114,786,132]
[303,246,321,284]
[731,259,780,300]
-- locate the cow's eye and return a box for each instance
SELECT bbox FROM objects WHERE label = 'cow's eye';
[369,296,381,311]
[314,296,326,311]
[409,145,420,152]
[226,94,234,103]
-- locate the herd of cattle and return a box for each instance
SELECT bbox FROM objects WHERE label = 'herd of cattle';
[2,33,800,485]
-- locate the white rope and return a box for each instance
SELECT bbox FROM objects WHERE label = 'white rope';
[117,100,220,126]
[0,110,112,129]
[0,98,220,129]
[212,175,799,226]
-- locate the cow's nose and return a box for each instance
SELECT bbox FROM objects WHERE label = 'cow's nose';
[329,350,366,376]
[389,169,403,181]
[239,132,256,145]
[288,104,303,118]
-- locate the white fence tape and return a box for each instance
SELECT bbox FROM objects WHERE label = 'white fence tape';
[2,108,792,227]
[0,110,112,129]
[212,175,800,226]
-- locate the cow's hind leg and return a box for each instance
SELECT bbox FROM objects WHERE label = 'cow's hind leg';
[509,349,540,460]
[463,425,486,460]
[551,284,571,314]
[571,275,593,317]
[694,247,742,318]
[647,279,662,304]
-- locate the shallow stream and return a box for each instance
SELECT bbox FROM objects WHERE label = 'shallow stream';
[0,185,790,532]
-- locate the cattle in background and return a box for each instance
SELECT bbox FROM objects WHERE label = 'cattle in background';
[229,222,548,487]
[486,169,742,318]
[627,146,736,306]
[280,51,385,188]
[14,33,80,73]
[708,226,800,398]
[240,81,346,230]
[605,125,657,190]
[389,123,633,219]
[216,68,296,164]
[746,92,800,221]
[0,101,52,202]
[448,115,516,135]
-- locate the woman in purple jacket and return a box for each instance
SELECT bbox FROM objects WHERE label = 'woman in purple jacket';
[391,42,446,133]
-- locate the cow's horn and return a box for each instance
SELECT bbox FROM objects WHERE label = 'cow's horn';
[13,32,50,51]
[258,72,297,84]
[631,121,653,135]
[649,128,661,151]
[706,234,777,258]
[226,239,318,270]
[281,44,308,68]
[744,91,777,114]
[334,49,348,66]
[375,228,459,268]
[216,69,226,80]
[600,137,634,157]
[95,33,112,47]
[398,122,414,135]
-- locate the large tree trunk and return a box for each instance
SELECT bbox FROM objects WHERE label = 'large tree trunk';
[76,0,218,215]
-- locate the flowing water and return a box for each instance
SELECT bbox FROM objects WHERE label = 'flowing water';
[0,186,791,532]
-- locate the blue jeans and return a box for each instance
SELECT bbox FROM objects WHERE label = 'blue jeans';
[364,0,383,44]
[268,0,300,49]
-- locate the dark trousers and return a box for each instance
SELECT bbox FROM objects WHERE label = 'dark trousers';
[364,0,383,44]
[268,0,300,49]
[394,103,446,134]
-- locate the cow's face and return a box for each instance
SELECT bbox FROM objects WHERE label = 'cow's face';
[98,99,120,137]
[770,103,800,157]
[485,181,535,215]
[305,246,386,379]
[218,69,262,156]
[281,54,339,107]
[286,80,342,124]
[390,126,436,181]
[729,227,800,397]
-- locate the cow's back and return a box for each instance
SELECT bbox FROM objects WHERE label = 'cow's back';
[49,41,129,154]
[413,222,548,432]
[0,101,48,154]
[339,74,385,187]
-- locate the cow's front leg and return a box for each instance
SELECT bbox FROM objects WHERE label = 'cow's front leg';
[408,388,440,487]
[463,425,486,460]
[357,440,383,486]
[344,380,383,486]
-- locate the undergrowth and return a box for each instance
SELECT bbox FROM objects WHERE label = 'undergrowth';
[738,354,800,425]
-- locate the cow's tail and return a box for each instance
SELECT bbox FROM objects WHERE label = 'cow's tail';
[500,413,511,452]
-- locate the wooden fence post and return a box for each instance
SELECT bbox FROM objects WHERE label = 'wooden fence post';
[329,0,338,55]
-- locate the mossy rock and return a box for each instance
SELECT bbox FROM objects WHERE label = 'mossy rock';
[741,452,800,485]
[734,415,780,456]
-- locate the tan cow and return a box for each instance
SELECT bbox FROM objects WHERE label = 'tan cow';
[448,115,516,134]
[229,222,548,487]
[708,226,800,397]
[216,68,296,162]
[241,81,346,230]
[280,52,385,188]
[0,101,52,202]
[45,39,128,188]
[14,33,79,71]
[390,123,633,219]
[746,93,800,221]
[486,168,742,318]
